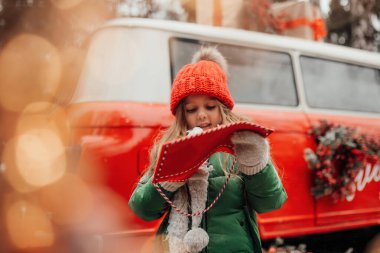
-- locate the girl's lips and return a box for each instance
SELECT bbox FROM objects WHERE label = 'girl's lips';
[198,124,211,129]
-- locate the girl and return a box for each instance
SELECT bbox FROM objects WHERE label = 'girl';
[128,47,287,253]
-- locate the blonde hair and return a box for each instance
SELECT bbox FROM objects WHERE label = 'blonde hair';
[140,100,249,183]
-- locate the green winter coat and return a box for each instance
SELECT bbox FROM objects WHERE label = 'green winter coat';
[129,153,287,253]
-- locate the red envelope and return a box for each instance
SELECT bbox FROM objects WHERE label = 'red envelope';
[152,121,273,184]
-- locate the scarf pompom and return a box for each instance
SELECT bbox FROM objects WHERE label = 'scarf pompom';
[183,227,209,253]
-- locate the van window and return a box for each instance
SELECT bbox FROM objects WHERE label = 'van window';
[301,56,380,113]
[170,38,298,107]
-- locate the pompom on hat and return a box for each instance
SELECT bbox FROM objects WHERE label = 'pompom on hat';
[170,47,234,115]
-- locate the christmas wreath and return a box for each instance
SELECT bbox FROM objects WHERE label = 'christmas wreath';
[304,120,380,201]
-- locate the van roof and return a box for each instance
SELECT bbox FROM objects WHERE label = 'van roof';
[101,18,380,68]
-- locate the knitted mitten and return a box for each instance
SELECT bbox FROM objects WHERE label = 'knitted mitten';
[231,130,269,175]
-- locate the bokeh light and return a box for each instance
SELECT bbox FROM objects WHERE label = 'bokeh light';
[60,0,112,30]
[49,0,84,10]
[38,173,93,225]
[2,103,69,193]
[3,138,39,193]
[16,103,70,146]
[17,101,55,114]
[58,47,87,103]
[0,34,61,112]
[6,199,55,249]
[15,128,66,187]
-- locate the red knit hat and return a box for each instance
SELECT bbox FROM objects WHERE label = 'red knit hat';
[170,47,234,115]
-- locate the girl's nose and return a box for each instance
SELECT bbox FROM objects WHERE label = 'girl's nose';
[197,109,207,120]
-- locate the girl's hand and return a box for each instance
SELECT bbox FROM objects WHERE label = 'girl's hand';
[231,131,269,175]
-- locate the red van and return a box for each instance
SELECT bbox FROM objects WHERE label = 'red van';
[67,18,380,251]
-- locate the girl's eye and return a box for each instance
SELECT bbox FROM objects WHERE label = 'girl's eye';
[206,105,216,110]
[186,108,197,113]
